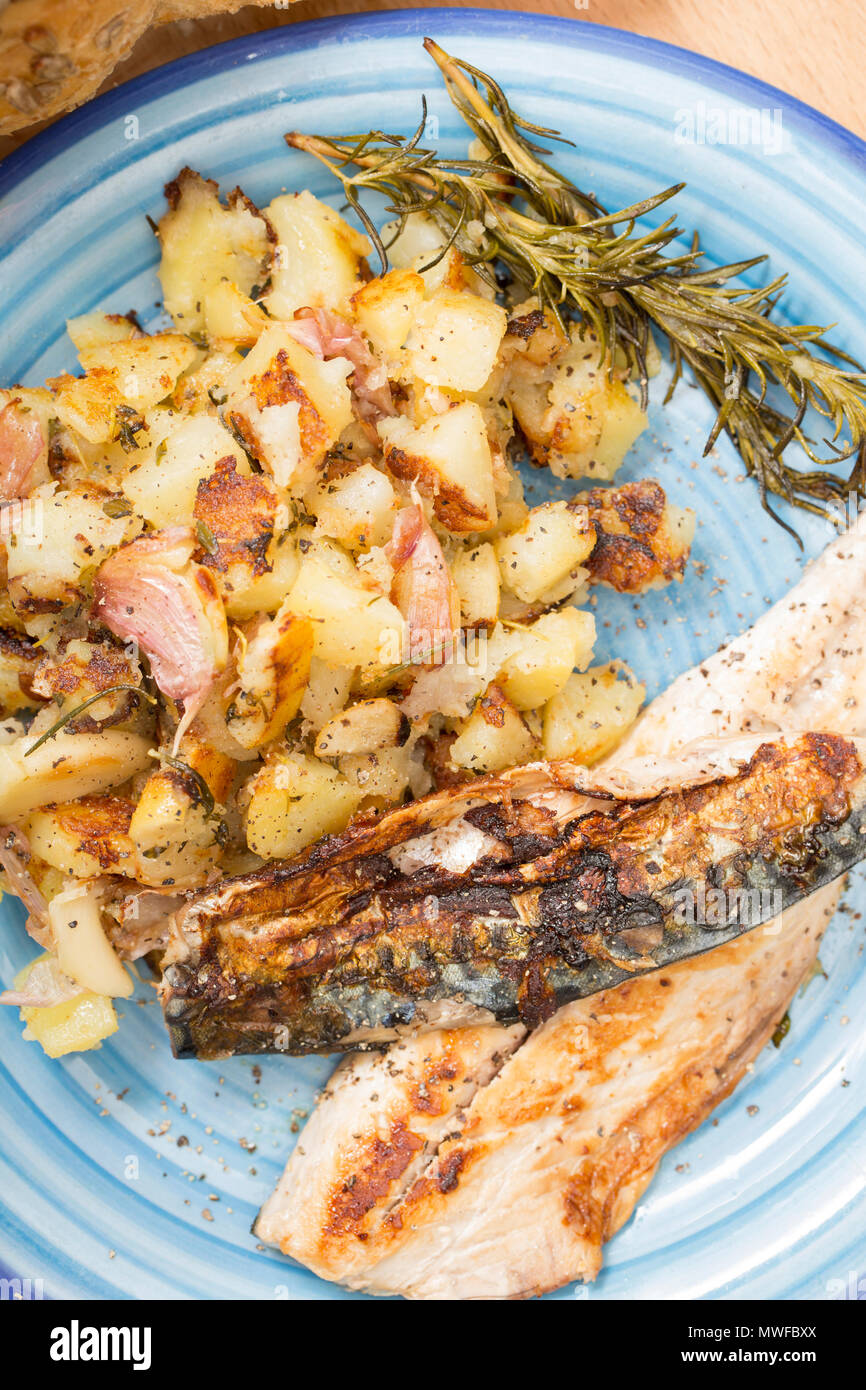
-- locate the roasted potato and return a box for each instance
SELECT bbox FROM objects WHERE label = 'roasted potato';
[450,683,538,773]
[225,324,353,491]
[264,191,369,319]
[379,402,498,533]
[495,501,595,604]
[243,751,362,859]
[542,661,645,762]
[157,167,273,336]
[227,606,314,750]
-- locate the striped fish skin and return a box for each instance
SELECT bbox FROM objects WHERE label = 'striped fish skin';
[160,732,866,1058]
[253,514,866,1299]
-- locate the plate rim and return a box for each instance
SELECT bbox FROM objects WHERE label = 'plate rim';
[1,6,865,1303]
[1,8,866,203]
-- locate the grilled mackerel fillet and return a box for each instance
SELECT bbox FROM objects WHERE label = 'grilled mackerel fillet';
[161,731,866,1057]
[253,513,866,1297]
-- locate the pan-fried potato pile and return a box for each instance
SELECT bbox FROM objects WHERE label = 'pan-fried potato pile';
[0,165,693,1055]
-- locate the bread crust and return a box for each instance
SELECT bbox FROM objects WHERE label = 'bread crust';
[0,0,284,137]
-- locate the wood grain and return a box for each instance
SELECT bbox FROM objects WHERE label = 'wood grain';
[0,0,860,163]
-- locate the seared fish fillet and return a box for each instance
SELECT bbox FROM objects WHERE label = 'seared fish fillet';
[162,732,866,1056]
[256,889,832,1297]
[254,514,866,1297]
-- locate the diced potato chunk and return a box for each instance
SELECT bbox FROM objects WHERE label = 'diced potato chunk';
[288,554,404,672]
[382,212,448,267]
[495,501,594,604]
[379,402,497,533]
[450,683,538,773]
[584,482,695,593]
[308,464,398,551]
[79,334,198,408]
[381,213,489,296]
[158,167,273,335]
[299,658,353,732]
[500,607,596,709]
[225,324,352,491]
[583,381,649,482]
[47,371,119,444]
[352,269,425,368]
[16,955,117,1059]
[202,280,268,348]
[383,212,452,272]
[5,482,134,611]
[172,348,244,414]
[264,191,369,319]
[123,415,249,528]
[127,769,221,888]
[66,311,139,358]
[49,334,198,445]
[451,542,500,629]
[507,329,647,480]
[26,796,138,879]
[314,698,408,758]
[404,290,506,392]
[30,639,141,722]
[543,662,645,763]
[191,456,297,620]
[227,606,314,750]
[338,745,413,803]
[243,752,362,859]
[0,729,151,821]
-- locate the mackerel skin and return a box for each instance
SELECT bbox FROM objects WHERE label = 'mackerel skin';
[160,733,866,1058]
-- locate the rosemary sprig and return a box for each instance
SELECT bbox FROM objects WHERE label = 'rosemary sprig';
[157,753,216,818]
[24,685,157,756]
[287,38,866,536]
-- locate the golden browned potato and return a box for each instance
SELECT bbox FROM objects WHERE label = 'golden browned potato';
[582,480,695,593]
[192,455,299,619]
[0,729,151,821]
[308,463,398,551]
[500,607,596,710]
[26,796,138,880]
[157,167,274,336]
[542,661,646,762]
[50,334,197,443]
[264,191,369,319]
[5,482,136,613]
[242,751,362,859]
[288,551,404,673]
[507,325,647,480]
[225,325,353,492]
[403,290,507,391]
[227,606,314,751]
[495,501,595,604]
[451,543,501,630]
[352,269,426,370]
[122,414,249,528]
[379,402,498,533]
[450,682,538,773]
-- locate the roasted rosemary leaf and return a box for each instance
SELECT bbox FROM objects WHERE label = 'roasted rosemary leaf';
[287,38,866,537]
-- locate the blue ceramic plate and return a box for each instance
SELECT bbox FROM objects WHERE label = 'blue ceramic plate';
[1,10,864,1302]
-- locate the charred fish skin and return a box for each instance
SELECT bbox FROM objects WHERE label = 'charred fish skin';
[159,733,866,1058]
[252,516,866,1300]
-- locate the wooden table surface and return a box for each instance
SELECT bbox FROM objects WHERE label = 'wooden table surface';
[0,0,861,161]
